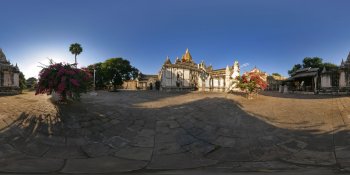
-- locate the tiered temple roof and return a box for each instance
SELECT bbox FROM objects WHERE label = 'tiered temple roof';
[162,48,238,77]
[0,48,19,72]
[340,52,350,68]
[162,49,200,71]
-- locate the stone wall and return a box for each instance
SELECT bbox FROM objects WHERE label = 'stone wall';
[339,71,347,88]
[321,74,331,88]
[3,71,11,86]
[122,80,137,90]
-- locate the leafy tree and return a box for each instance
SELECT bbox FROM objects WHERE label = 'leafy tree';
[288,57,339,75]
[323,62,338,71]
[69,43,83,66]
[302,57,323,68]
[19,72,26,91]
[130,66,140,80]
[87,62,106,89]
[26,77,38,89]
[288,64,302,75]
[102,58,135,91]
[272,73,281,77]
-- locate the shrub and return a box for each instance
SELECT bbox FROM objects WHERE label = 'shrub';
[236,71,268,99]
[35,62,92,101]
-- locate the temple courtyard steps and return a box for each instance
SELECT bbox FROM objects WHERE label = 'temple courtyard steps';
[0,90,350,174]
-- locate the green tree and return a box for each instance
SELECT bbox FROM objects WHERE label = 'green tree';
[272,73,281,77]
[102,58,134,91]
[87,62,106,89]
[19,72,26,91]
[26,77,37,89]
[302,57,323,68]
[130,66,140,80]
[69,43,83,66]
[288,57,339,75]
[288,64,302,75]
[322,62,338,71]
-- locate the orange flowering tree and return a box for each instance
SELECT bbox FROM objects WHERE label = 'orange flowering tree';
[236,71,268,99]
[36,62,92,101]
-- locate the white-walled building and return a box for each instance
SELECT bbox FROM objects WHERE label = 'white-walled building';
[159,49,240,92]
[0,49,20,90]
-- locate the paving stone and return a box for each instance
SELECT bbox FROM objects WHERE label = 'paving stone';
[182,141,216,155]
[283,150,336,166]
[22,142,50,157]
[81,142,111,157]
[33,134,66,146]
[66,137,87,146]
[157,120,179,128]
[0,144,22,158]
[130,135,154,147]
[114,146,153,161]
[105,136,130,149]
[207,147,251,161]
[0,158,64,173]
[335,146,350,159]
[62,156,147,173]
[214,136,236,147]
[148,153,218,169]
[154,142,184,155]
[176,134,197,146]
[44,145,87,159]
[138,128,156,137]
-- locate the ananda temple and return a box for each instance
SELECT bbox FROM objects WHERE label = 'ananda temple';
[158,48,241,92]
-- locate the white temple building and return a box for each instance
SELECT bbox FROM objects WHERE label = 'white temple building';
[0,49,20,90]
[159,49,240,92]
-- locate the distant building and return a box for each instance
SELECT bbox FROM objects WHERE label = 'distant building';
[0,49,20,94]
[282,52,350,94]
[120,74,159,90]
[159,49,240,92]
[267,74,287,91]
[136,74,159,90]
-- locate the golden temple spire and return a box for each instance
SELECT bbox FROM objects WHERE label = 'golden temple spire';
[182,48,193,62]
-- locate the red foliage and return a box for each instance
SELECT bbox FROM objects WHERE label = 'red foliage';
[35,63,92,101]
[236,71,268,95]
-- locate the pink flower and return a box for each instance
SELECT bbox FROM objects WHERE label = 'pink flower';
[57,82,66,93]
[70,79,80,87]
[57,68,66,76]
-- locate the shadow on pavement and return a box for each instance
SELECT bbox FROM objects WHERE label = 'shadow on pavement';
[0,91,349,174]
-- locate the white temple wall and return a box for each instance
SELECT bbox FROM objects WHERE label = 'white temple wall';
[183,69,189,87]
[321,75,331,88]
[161,68,172,87]
[219,78,225,88]
[3,71,11,86]
[13,73,19,87]
[213,78,219,88]
[205,77,210,88]
[339,71,346,88]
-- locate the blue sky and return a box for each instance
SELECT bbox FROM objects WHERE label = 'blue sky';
[1,0,350,78]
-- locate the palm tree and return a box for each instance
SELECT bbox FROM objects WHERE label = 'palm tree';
[69,43,83,66]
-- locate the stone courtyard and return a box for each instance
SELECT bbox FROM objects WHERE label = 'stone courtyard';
[0,91,350,174]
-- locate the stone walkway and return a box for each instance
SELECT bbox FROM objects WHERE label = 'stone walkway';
[0,91,349,174]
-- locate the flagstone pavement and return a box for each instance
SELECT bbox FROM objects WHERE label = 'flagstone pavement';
[0,90,350,174]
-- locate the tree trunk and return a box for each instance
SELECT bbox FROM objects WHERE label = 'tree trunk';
[75,54,77,66]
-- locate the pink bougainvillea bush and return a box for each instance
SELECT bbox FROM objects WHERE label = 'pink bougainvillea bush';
[35,63,92,101]
[236,71,268,99]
